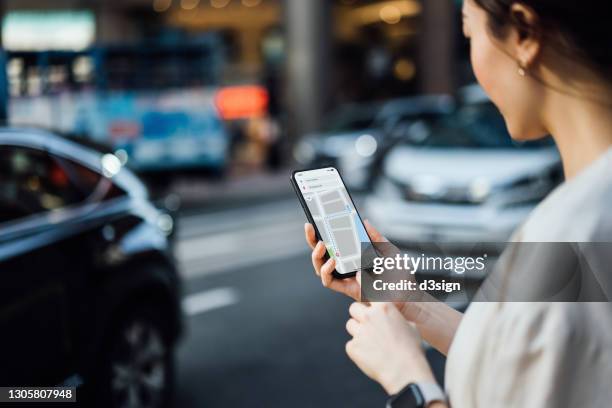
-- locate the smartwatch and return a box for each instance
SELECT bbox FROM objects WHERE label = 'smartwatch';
[386,382,446,408]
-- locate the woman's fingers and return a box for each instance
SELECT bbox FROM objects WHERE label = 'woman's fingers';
[304,223,318,249]
[311,241,326,276]
[346,318,359,336]
[306,224,360,299]
[349,301,369,322]
[321,258,336,286]
[364,219,388,243]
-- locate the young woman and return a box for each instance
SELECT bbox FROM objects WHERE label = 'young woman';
[305,0,612,406]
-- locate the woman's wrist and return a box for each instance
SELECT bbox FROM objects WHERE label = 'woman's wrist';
[380,351,436,395]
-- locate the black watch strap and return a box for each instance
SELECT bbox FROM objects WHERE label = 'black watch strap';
[386,382,445,408]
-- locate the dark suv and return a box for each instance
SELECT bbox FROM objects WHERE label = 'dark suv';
[0,128,182,407]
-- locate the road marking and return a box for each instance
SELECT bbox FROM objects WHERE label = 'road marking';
[176,219,307,278]
[182,287,240,316]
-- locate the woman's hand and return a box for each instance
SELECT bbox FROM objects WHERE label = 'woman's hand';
[345,302,436,395]
[304,220,387,301]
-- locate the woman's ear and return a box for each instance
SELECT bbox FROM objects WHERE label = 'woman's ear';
[509,2,541,68]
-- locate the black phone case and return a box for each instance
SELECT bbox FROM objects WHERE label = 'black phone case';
[290,167,367,280]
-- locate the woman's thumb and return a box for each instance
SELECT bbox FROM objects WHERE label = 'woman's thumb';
[364,219,387,243]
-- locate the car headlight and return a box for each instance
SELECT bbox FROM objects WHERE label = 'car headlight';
[355,134,378,157]
[410,175,446,198]
[101,153,122,178]
[374,176,403,199]
[468,177,492,203]
[495,172,557,207]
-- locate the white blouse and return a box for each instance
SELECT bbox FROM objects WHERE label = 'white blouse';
[445,147,612,407]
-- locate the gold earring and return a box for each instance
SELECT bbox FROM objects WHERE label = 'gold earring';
[518,61,527,77]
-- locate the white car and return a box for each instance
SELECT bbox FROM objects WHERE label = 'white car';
[294,95,455,190]
[365,102,562,245]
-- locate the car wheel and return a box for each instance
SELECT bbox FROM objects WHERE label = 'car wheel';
[95,305,175,408]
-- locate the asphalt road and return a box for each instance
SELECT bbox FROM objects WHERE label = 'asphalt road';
[172,198,445,408]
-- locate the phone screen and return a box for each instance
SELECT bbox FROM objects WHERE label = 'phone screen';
[294,167,373,276]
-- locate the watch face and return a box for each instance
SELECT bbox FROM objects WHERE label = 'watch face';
[389,384,425,408]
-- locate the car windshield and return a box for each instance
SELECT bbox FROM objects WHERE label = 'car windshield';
[321,104,379,133]
[415,103,553,149]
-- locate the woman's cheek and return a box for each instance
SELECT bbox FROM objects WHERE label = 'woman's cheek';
[470,38,501,104]
[469,37,525,137]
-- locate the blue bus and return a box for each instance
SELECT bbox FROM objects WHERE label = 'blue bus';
[3,38,230,173]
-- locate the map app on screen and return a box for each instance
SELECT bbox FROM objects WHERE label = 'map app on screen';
[295,168,372,275]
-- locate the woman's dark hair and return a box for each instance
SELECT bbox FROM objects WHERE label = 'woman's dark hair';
[472,0,611,78]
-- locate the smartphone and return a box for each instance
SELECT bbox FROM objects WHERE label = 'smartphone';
[291,167,375,279]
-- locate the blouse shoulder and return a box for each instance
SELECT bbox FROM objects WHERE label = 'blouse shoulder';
[519,149,612,242]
